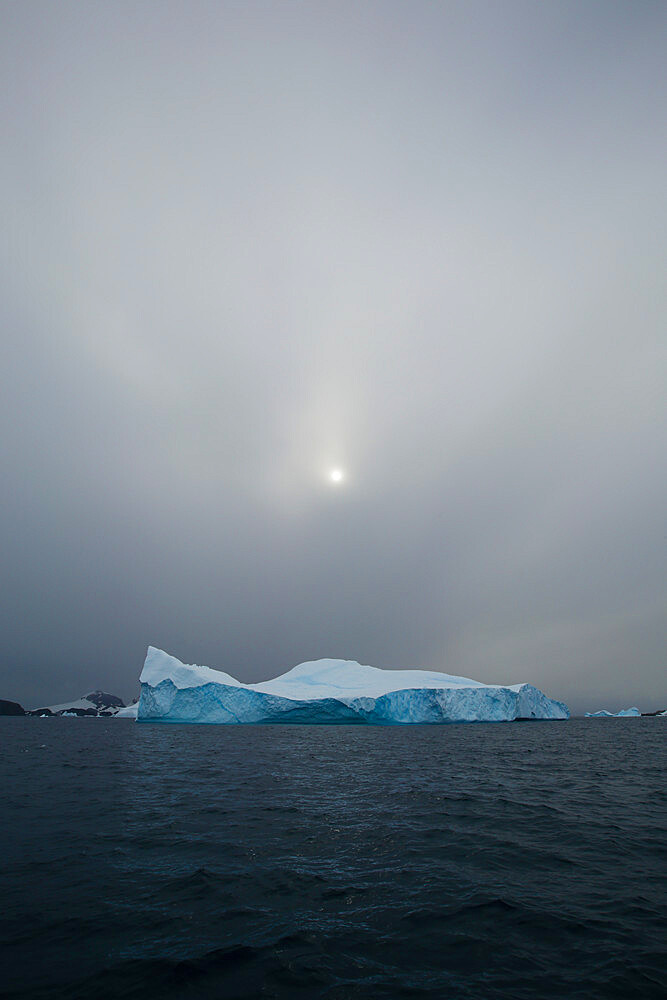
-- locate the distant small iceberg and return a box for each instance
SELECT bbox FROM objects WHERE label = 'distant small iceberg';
[115,703,139,719]
[585,707,641,718]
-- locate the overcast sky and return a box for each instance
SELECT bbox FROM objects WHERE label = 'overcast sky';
[1,0,665,713]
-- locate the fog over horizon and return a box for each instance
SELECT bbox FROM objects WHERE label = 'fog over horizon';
[2,1,666,714]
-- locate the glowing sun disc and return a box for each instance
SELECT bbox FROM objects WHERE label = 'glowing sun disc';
[329,468,344,483]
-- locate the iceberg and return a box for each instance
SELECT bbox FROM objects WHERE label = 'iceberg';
[137,648,569,725]
[585,707,641,717]
[115,703,139,719]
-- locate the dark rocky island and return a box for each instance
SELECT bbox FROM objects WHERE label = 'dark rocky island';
[0,699,25,716]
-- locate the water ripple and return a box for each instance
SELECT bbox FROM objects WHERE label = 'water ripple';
[1,717,666,998]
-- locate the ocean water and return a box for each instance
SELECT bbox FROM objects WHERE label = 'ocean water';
[1,718,665,999]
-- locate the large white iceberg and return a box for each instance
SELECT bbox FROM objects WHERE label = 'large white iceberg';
[136,648,569,724]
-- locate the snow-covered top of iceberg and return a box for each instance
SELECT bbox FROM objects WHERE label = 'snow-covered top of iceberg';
[141,648,242,692]
[141,646,529,703]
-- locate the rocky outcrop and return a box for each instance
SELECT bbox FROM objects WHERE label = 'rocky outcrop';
[84,691,125,710]
[0,699,25,716]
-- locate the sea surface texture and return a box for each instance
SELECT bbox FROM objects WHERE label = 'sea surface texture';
[1,718,665,999]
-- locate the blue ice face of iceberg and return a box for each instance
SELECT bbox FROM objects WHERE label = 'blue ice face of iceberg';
[136,648,569,725]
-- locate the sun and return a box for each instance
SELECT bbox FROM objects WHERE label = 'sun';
[329,468,344,484]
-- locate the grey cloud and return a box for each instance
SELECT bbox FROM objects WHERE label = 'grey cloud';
[1,1,666,712]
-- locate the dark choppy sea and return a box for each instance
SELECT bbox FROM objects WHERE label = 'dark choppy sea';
[1,718,666,999]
